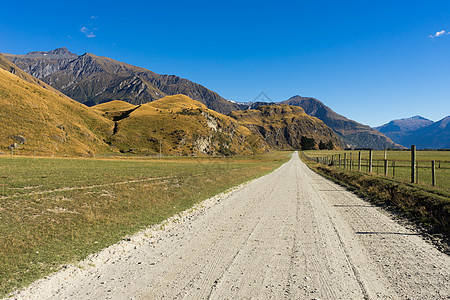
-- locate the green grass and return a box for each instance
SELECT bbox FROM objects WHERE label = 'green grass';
[303,150,450,192]
[0,152,291,296]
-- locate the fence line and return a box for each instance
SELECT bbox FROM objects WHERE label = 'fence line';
[301,146,449,188]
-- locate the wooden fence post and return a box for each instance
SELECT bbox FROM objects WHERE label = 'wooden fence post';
[349,153,352,170]
[384,159,388,176]
[358,151,361,172]
[432,160,436,186]
[392,160,395,178]
[411,145,416,183]
[344,153,347,168]
[338,154,341,167]
[369,150,373,173]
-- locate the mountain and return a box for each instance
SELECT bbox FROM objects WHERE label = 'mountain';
[0,60,114,156]
[229,104,343,150]
[2,48,405,151]
[375,116,434,147]
[281,95,403,149]
[376,116,449,149]
[3,48,244,114]
[0,53,67,97]
[0,57,267,156]
[407,116,450,149]
[93,95,269,156]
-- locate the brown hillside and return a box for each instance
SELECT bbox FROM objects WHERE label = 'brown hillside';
[0,68,114,156]
[92,100,137,113]
[229,104,343,150]
[0,53,67,98]
[93,95,269,156]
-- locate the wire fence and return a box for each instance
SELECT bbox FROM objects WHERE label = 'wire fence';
[301,147,450,190]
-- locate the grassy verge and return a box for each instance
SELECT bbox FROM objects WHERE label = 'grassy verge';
[302,149,450,191]
[301,158,450,242]
[0,152,291,296]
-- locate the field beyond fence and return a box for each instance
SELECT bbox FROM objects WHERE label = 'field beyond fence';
[301,147,449,192]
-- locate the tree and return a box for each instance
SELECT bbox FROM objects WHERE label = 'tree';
[319,141,327,150]
[326,140,334,150]
[301,136,316,150]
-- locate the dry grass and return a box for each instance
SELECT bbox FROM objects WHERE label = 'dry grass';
[0,152,290,296]
[98,95,269,156]
[91,100,137,113]
[0,68,113,156]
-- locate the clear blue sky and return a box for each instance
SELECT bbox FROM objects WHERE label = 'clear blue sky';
[1,0,449,127]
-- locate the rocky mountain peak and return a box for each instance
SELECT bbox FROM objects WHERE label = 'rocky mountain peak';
[24,47,78,59]
[49,47,75,56]
[410,115,426,120]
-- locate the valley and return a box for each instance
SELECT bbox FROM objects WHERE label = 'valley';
[4,153,449,299]
[0,46,448,299]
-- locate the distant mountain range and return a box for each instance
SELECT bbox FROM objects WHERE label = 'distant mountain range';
[375,116,450,149]
[4,47,244,114]
[0,54,342,155]
[3,47,402,150]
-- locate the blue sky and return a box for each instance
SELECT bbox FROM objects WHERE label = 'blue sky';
[1,0,449,127]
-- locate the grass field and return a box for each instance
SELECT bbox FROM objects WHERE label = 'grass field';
[302,150,450,192]
[0,152,291,296]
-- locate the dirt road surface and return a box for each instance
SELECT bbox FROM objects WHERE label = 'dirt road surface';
[9,152,450,299]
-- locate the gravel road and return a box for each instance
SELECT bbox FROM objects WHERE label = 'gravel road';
[9,152,450,299]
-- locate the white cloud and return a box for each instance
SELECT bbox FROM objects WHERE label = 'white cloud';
[429,30,448,38]
[91,16,98,19]
[80,26,96,38]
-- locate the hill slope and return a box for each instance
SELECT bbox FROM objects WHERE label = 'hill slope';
[281,95,403,149]
[93,95,269,156]
[4,48,244,114]
[374,116,449,149]
[0,53,67,97]
[0,67,114,156]
[229,104,343,150]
